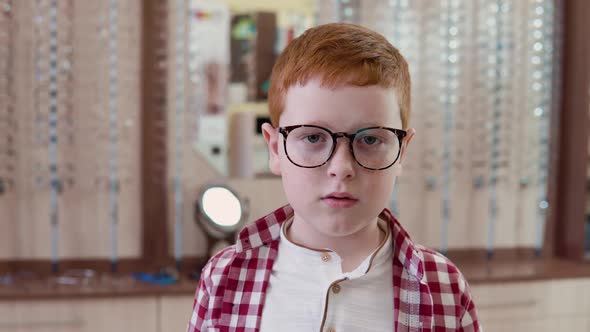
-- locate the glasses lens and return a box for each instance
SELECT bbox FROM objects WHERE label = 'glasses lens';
[352,128,400,169]
[285,126,333,167]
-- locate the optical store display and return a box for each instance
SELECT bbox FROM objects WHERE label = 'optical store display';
[0,1,142,264]
[0,0,564,269]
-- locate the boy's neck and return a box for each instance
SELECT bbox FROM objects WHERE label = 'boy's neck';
[286,215,386,273]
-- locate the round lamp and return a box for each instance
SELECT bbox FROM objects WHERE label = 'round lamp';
[194,184,248,257]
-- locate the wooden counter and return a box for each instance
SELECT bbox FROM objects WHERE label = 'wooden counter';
[1,257,590,300]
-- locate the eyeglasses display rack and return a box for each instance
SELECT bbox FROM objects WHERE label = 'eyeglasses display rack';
[0,1,142,269]
[313,0,561,253]
[0,0,563,273]
[172,0,188,272]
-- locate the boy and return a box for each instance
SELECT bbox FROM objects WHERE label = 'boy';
[188,23,481,332]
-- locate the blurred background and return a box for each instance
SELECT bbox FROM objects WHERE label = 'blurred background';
[0,0,589,331]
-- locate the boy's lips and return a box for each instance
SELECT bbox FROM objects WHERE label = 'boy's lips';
[322,192,358,200]
[321,192,359,208]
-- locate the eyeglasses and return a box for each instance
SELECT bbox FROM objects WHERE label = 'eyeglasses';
[278,125,407,170]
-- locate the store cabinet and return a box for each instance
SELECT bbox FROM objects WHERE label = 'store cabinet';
[482,317,589,332]
[1,278,589,332]
[159,295,194,332]
[0,298,158,332]
[471,278,590,332]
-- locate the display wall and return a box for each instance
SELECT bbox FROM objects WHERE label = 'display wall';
[0,0,564,264]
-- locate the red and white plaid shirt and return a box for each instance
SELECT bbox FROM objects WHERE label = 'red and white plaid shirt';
[187,205,481,332]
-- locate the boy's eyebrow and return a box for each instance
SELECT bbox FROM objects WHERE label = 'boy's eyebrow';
[303,120,335,129]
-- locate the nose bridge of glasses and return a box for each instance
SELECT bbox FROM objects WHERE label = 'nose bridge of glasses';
[333,132,354,142]
[331,132,355,156]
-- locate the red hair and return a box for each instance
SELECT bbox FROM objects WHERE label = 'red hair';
[268,23,411,129]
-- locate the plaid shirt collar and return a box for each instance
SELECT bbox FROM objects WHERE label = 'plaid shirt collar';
[235,204,426,283]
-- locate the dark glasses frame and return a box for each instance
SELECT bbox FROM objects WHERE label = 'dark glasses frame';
[278,124,407,170]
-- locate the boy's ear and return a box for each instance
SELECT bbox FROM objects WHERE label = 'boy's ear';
[262,123,282,176]
[399,128,416,164]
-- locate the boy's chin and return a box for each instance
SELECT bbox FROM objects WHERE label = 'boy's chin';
[311,215,376,237]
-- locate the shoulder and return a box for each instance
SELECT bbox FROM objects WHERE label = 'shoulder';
[415,245,474,308]
[199,245,239,288]
[199,240,278,287]
[411,245,482,331]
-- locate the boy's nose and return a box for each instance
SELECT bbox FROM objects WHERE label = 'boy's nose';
[326,140,356,179]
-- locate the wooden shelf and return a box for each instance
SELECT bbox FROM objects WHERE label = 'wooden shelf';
[3,256,590,300]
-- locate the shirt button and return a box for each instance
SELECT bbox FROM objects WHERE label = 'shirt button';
[321,252,331,262]
[332,284,341,294]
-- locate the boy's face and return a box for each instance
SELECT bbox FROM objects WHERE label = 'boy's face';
[262,79,415,239]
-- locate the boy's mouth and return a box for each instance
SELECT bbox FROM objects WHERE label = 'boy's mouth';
[322,192,357,200]
[321,192,359,208]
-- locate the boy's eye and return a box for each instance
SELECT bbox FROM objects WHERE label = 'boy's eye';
[305,135,322,143]
[360,135,380,145]
[292,128,330,145]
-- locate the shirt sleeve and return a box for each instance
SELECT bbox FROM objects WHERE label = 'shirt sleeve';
[459,290,482,332]
[186,267,211,332]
